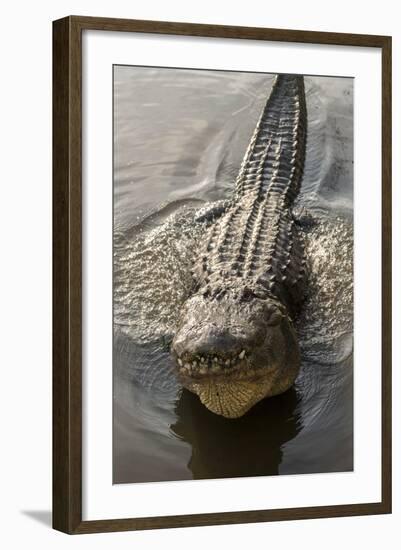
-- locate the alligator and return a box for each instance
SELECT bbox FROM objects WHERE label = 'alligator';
[171,74,308,418]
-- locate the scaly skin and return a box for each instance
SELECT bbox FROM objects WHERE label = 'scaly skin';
[172,74,308,418]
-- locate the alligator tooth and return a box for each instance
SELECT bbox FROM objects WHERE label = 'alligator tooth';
[177,358,183,367]
[239,350,246,360]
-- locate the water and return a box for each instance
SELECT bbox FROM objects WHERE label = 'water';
[113,66,353,483]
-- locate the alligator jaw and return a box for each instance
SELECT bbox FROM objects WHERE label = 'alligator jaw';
[174,339,299,419]
[183,374,290,419]
[173,348,281,418]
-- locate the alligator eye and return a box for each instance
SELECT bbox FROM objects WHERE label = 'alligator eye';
[241,287,256,302]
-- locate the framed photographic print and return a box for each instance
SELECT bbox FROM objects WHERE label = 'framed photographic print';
[53,16,392,534]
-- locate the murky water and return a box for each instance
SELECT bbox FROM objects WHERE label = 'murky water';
[113,67,353,483]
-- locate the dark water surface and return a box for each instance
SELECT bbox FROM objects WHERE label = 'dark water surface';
[113,67,353,483]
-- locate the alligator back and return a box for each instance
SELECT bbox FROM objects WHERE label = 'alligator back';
[235,74,306,202]
[192,74,308,314]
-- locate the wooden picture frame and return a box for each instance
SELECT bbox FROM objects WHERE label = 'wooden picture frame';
[53,15,392,534]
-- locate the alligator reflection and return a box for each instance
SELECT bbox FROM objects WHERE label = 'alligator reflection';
[171,386,302,479]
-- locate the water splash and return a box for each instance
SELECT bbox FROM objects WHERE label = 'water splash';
[114,202,206,344]
[114,204,353,379]
[297,216,353,364]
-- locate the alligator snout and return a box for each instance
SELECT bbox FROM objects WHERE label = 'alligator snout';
[171,306,272,378]
[173,323,248,359]
[172,323,250,377]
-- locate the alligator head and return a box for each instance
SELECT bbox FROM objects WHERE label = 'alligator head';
[171,282,300,418]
